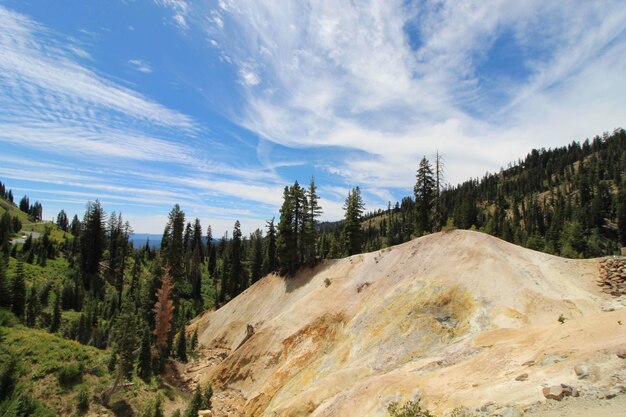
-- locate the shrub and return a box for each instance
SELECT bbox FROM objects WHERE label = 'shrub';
[75,385,89,413]
[0,358,17,400]
[324,278,332,287]
[57,363,83,386]
[388,399,435,417]
[558,314,566,324]
[0,309,18,327]
[450,407,476,417]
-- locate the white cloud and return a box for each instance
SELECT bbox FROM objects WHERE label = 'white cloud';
[128,59,153,73]
[195,0,626,197]
[0,7,194,129]
[239,68,260,86]
[154,0,189,29]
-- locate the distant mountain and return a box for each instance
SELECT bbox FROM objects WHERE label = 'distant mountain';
[129,233,220,249]
[129,233,162,249]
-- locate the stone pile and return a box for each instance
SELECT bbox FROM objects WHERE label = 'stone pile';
[597,258,626,296]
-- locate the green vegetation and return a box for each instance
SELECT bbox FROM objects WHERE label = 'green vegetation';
[320,128,626,258]
[388,399,435,417]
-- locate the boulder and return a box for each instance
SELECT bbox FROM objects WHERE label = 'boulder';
[574,364,589,379]
[198,410,213,417]
[617,349,626,359]
[542,384,578,401]
[515,373,528,381]
[543,385,565,400]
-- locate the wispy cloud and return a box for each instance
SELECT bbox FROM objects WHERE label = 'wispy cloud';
[193,0,626,195]
[128,59,153,73]
[154,0,189,29]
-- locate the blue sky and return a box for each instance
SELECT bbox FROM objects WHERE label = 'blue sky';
[1,0,625,234]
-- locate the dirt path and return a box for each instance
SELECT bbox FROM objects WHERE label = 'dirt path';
[10,230,40,244]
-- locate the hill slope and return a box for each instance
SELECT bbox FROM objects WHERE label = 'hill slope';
[189,230,626,416]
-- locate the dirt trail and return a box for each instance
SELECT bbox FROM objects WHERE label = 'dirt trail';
[190,230,626,416]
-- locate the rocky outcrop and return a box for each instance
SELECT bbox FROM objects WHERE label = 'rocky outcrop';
[598,258,626,296]
[542,384,579,401]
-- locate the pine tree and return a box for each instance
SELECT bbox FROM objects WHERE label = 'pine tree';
[263,218,277,274]
[137,327,152,381]
[277,187,298,274]
[203,384,213,409]
[618,183,626,247]
[343,187,365,256]
[111,299,138,380]
[25,285,39,327]
[79,200,106,293]
[11,261,26,319]
[192,219,204,264]
[190,328,198,352]
[162,205,186,286]
[229,220,244,297]
[175,322,187,363]
[0,256,10,309]
[50,289,61,333]
[249,229,263,283]
[304,178,322,264]
[414,157,435,234]
[183,386,203,417]
[56,210,69,231]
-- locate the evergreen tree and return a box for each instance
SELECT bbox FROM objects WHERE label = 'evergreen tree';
[189,246,203,306]
[175,322,187,363]
[414,157,435,234]
[190,328,198,352]
[25,285,39,327]
[50,290,61,333]
[79,200,106,293]
[249,229,263,283]
[137,327,152,381]
[56,210,69,231]
[19,195,29,212]
[111,299,138,380]
[162,205,186,286]
[618,183,626,246]
[304,178,322,264]
[277,187,298,274]
[183,386,203,417]
[0,256,10,309]
[229,220,244,297]
[0,212,12,255]
[70,214,81,237]
[343,187,365,256]
[203,384,213,409]
[192,219,204,263]
[11,261,26,319]
[263,218,277,274]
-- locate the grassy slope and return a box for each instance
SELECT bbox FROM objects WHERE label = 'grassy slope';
[0,320,187,416]
[7,256,71,289]
[1,196,72,242]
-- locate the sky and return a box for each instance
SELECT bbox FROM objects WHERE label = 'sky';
[0,0,625,235]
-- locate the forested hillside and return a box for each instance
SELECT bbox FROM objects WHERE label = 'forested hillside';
[318,128,626,259]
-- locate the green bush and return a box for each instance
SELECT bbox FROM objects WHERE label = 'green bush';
[388,399,435,417]
[75,384,89,412]
[0,309,18,327]
[57,363,83,386]
[324,278,332,287]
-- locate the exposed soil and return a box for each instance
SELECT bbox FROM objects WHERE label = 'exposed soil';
[187,230,626,416]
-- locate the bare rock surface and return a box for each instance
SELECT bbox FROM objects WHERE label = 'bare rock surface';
[186,231,626,416]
